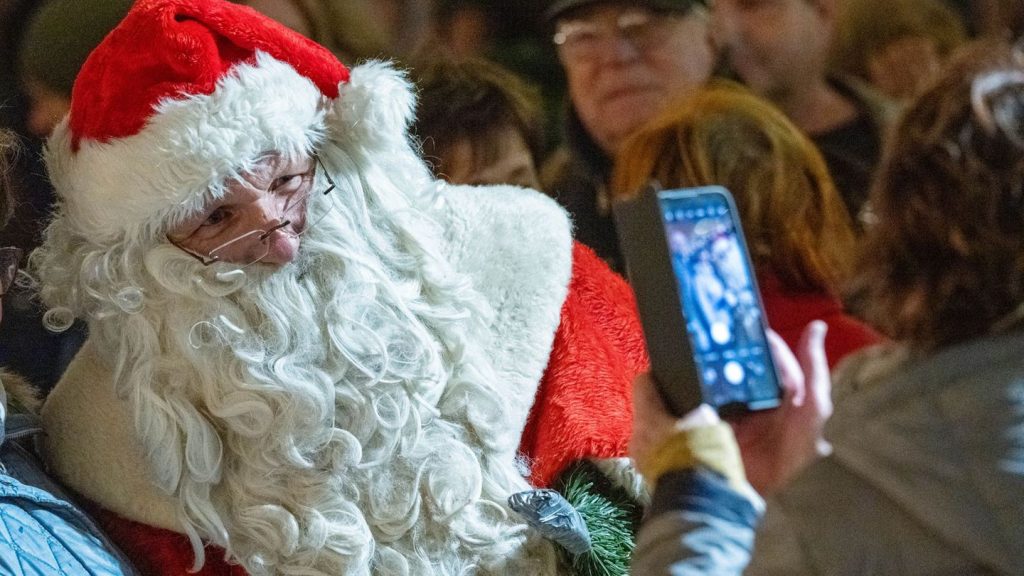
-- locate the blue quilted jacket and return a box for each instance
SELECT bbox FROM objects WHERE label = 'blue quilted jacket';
[0,410,136,575]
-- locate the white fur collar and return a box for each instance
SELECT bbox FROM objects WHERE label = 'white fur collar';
[40,184,573,532]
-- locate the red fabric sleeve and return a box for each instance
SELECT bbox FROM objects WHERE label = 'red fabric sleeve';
[519,242,650,488]
[92,507,246,576]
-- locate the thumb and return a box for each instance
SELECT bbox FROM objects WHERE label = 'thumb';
[796,320,831,410]
[766,328,804,406]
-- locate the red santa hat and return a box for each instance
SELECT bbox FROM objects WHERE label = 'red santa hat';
[46,0,412,241]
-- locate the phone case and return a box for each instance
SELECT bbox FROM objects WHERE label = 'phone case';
[613,184,782,417]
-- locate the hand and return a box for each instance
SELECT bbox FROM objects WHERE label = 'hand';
[729,321,833,495]
[629,373,719,481]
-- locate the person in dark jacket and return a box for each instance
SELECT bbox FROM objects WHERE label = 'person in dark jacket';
[712,0,898,227]
[541,0,715,271]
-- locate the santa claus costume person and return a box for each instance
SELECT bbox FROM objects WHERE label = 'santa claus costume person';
[34,0,646,574]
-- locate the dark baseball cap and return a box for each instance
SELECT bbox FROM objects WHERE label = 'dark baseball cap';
[545,0,704,23]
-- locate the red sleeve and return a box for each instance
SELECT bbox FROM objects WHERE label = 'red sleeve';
[92,507,247,576]
[519,242,649,487]
[822,315,884,368]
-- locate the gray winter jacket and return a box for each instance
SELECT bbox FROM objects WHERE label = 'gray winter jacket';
[634,329,1024,575]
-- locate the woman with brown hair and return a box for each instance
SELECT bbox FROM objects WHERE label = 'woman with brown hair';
[627,39,1024,575]
[613,82,881,367]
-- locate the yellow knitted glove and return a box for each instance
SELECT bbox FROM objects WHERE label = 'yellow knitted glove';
[639,422,748,493]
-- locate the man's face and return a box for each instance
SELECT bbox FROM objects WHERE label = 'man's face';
[712,0,832,101]
[167,155,320,267]
[442,128,542,190]
[557,3,715,154]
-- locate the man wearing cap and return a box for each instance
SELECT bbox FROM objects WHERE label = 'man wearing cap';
[542,0,716,271]
[33,0,645,574]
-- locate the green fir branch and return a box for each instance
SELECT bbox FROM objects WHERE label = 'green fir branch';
[557,462,639,576]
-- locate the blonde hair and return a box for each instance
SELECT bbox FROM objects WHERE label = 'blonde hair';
[613,82,857,294]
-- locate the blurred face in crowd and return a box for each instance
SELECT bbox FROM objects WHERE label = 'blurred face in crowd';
[713,0,836,102]
[23,78,70,138]
[442,127,542,190]
[556,3,715,155]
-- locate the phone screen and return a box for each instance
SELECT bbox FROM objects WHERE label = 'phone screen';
[659,189,781,411]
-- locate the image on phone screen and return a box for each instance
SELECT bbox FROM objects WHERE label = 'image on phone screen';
[659,190,781,411]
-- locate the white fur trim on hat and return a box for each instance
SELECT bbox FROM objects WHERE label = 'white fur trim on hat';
[46,52,330,242]
[332,60,416,154]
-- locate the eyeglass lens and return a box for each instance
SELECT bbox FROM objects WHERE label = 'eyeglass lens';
[205,174,336,267]
[555,8,673,63]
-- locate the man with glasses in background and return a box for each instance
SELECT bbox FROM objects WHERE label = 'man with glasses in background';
[33,1,647,574]
[542,0,716,271]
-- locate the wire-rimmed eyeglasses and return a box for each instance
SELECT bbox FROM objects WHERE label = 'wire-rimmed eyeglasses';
[169,156,337,267]
[553,7,684,65]
[0,246,23,297]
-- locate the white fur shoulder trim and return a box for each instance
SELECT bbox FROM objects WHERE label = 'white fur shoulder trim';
[40,342,181,531]
[435,184,574,442]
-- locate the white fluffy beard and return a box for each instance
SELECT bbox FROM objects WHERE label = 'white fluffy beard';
[45,151,559,575]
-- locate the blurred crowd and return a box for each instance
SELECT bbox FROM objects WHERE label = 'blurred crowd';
[1,0,1024,574]
[2,0,1020,389]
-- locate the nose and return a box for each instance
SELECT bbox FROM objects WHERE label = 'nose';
[249,196,301,266]
[601,32,643,65]
[249,194,293,228]
[260,229,300,265]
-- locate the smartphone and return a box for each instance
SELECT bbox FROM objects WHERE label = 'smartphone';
[613,184,782,417]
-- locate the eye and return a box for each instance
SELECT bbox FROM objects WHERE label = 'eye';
[272,168,314,194]
[200,206,230,228]
[272,173,302,191]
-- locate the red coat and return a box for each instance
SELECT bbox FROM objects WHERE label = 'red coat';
[93,243,647,575]
[758,272,883,368]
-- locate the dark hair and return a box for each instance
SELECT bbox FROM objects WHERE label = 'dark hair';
[853,39,1024,350]
[410,56,543,180]
[0,130,16,229]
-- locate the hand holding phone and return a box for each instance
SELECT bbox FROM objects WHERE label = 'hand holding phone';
[629,320,832,495]
[614,185,783,417]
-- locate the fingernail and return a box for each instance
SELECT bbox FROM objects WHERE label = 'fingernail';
[813,320,828,337]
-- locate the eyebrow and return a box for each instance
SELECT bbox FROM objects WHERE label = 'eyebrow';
[237,156,315,190]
